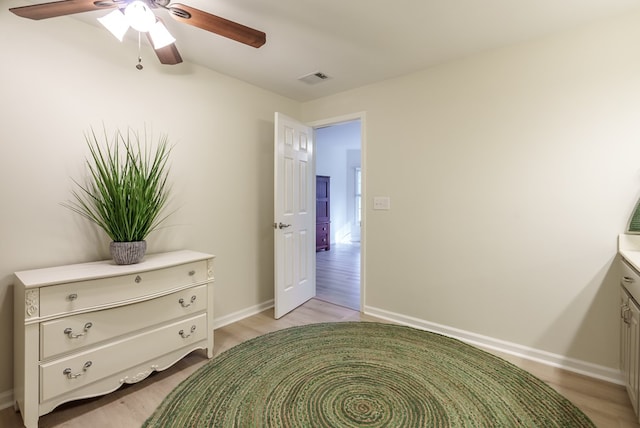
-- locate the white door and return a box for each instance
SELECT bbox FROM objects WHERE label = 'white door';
[274,112,316,319]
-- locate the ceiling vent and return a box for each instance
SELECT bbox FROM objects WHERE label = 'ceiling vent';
[298,71,331,85]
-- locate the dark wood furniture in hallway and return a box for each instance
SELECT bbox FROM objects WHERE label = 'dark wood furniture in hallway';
[316,175,330,251]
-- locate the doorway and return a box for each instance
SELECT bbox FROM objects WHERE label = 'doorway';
[313,118,363,311]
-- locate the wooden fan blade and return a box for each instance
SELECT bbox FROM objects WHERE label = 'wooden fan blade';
[150,40,183,64]
[167,3,265,48]
[9,0,116,20]
[145,20,182,65]
[155,44,183,64]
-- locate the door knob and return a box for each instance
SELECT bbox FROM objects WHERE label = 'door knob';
[276,222,291,229]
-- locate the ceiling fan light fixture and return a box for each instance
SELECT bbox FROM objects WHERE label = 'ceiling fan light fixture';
[149,21,176,49]
[15,0,264,67]
[97,9,129,41]
[124,0,156,32]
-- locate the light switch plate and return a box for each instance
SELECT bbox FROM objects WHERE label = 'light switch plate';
[373,196,391,210]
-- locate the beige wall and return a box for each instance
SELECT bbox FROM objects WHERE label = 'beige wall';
[302,11,640,371]
[0,11,298,397]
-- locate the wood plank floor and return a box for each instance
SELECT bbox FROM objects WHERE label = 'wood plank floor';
[1,298,637,428]
[316,242,360,310]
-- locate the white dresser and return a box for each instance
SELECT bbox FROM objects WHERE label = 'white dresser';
[13,250,215,428]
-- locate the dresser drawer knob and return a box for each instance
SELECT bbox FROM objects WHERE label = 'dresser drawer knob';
[623,276,635,284]
[135,275,142,283]
[67,293,78,301]
[179,296,197,308]
[179,325,197,339]
[64,322,93,339]
[63,361,92,379]
[188,270,196,276]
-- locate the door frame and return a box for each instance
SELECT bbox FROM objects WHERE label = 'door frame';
[308,111,366,312]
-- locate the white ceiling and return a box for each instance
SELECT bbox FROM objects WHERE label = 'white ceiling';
[12,0,640,101]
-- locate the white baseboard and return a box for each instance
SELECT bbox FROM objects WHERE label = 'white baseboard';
[0,388,13,411]
[364,305,624,386]
[213,300,274,330]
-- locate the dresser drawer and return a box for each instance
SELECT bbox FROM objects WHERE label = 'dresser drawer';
[622,260,640,303]
[40,313,207,402]
[316,222,330,250]
[40,284,208,360]
[39,260,207,317]
[316,223,329,234]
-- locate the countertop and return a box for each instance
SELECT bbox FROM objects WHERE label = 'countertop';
[619,234,640,272]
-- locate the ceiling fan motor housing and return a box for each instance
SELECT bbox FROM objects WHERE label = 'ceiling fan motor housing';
[168,7,191,19]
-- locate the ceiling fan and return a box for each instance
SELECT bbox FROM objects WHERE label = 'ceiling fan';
[9,0,266,67]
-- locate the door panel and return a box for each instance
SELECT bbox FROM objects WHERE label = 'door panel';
[274,113,315,318]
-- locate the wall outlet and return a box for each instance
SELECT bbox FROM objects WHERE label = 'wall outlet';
[373,196,391,210]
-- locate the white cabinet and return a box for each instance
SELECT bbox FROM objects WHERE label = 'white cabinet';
[621,282,640,416]
[13,250,215,428]
[620,258,640,421]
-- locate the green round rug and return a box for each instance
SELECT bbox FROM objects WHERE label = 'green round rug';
[143,322,595,427]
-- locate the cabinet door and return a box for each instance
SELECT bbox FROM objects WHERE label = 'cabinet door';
[622,287,640,416]
[622,289,629,384]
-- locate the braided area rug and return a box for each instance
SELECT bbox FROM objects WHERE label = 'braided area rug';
[143,322,595,427]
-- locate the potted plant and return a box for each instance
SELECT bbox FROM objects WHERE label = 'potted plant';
[63,126,173,264]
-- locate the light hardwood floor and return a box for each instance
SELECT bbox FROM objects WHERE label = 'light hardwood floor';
[316,242,361,310]
[1,298,637,428]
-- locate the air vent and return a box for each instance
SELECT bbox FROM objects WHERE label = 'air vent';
[298,71,331,85]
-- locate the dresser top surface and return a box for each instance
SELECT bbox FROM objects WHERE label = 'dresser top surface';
[15,250,214,288]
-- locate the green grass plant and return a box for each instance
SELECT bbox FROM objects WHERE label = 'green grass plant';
[63,126,173,242]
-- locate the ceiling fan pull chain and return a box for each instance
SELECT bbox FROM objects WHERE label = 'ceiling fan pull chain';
[136,31,143,70]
